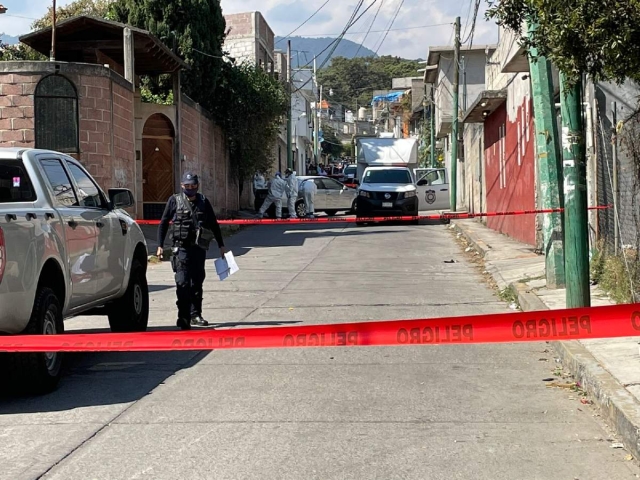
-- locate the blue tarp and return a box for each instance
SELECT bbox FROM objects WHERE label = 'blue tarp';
[371,91,406,106]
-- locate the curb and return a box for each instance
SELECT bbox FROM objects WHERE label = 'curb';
[450,222,491,257]
[511,279,640,460]
[452,222,640,459]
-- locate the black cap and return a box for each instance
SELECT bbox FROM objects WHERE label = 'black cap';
[181,171,198,185]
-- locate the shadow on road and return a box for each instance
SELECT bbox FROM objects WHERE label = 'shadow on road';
[0,349,202,412]
[220,224,417,258]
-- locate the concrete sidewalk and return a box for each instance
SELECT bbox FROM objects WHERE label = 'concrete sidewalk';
[452,218,640,461]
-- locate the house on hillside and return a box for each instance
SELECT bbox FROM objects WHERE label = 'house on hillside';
[1,15,246,219]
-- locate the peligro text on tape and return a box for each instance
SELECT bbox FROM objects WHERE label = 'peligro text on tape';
[135,206,611,226]
[1,304,639,353]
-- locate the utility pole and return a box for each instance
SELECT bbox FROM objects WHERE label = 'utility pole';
[450,16,461,212]
[313,57,319,165]
[430,83,436,168]
[612,102,620,255]
[50,0,57,61]
[527,19,565,288]
[319,84,323,129]
[287,40,293,170]
[560,73,590,308]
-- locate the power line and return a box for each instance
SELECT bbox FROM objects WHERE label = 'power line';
[460,0,475,42]
[318,0,375,70]
[353,0,384,58]
[290,22,451,37]
[461,0,481,46]
[374,0,404,55]
[276,0,332,46]
[292,0,370,93]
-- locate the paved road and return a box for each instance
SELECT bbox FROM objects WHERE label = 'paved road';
[2,222,639,479]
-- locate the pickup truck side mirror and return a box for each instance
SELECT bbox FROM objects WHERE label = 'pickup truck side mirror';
[109,188,135,209]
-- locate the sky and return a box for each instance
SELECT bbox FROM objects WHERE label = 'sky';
[0,0,499,59]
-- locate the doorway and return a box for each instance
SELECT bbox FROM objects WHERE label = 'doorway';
[142,114,175,219]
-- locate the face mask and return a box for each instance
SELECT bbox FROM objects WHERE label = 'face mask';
[183,187,198,197]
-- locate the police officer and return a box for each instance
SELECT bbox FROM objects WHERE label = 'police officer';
[157,172,226,330]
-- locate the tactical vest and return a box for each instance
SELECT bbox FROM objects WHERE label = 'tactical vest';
[171,193,204,245]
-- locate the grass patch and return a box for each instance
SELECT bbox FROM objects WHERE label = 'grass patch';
[591,242,638,304]
[498,286,519,307]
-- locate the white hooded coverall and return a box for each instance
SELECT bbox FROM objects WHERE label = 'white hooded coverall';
[301,179,317,216]
[286,172,298,217]
[259,175,287,218]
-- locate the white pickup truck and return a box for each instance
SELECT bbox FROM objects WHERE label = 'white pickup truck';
[0,148,149,393]
[355,166,451,225]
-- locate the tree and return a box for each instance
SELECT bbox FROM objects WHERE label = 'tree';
[0,41,45,61]
[31,0,116,30]
[111,0,226,106]
[210,62,288,188]
[487,0,640,84]
[1,0,112,62]
[321,125,343,158]
[317,56,422,113]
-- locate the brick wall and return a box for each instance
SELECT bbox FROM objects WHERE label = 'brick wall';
[111,83,135,192]
[224,12,254,37]
[0,74,39,148]
[181,100,240,214]
[78,75,112,188]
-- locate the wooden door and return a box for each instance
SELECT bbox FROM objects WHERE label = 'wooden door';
[143,138,174,203]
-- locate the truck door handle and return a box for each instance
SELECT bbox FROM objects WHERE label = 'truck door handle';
[45,212,55,220]
[26,212,37,220]
[441,189,449,192]
[96,221,104,228]
[5,214,17,221]
[68,220,78,228]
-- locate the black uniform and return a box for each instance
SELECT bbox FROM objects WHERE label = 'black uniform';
[157,192,224,325]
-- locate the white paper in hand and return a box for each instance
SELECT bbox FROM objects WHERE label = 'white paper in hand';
[214,251,239,281]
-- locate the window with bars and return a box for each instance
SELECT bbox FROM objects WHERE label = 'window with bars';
[35,75,79,154]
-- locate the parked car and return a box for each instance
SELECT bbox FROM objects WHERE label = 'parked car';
[0,148,149,393]
[294,176,358,217]
[356,166,419,225]
[262,176,357,218]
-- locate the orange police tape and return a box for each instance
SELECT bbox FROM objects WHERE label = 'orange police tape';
[1,303,640,353]
[135,206,610,226]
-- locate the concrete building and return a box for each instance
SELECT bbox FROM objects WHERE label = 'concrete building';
[223,12,275,69]
[2,16,246,219]
[425,44,496,212]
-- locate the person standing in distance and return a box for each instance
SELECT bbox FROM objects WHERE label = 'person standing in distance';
[301,178,317,218]
[157,172,226,330]
[257,171,287,219]
[284,168,298,218]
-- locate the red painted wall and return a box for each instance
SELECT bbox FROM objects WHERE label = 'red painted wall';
[484,98,536,246]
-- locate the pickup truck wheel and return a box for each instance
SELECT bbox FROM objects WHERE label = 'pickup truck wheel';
[1,287,64,394]
[108,260,149,332]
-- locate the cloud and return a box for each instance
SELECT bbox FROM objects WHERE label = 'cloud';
[1,0,499,59]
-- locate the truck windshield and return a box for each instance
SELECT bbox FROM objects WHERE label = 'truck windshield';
[363,169,412,184]
[0,159,36,203]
